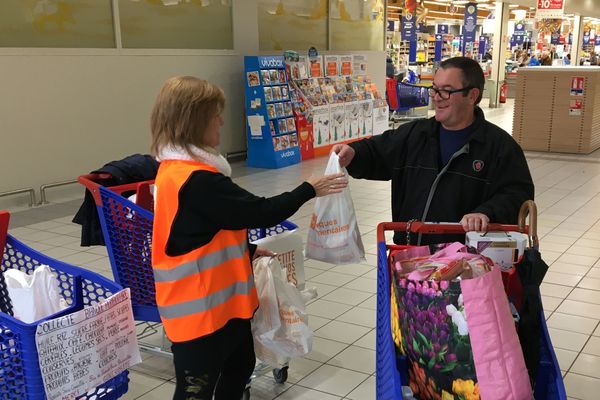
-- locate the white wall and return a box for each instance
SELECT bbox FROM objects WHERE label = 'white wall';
[0,0,384,210]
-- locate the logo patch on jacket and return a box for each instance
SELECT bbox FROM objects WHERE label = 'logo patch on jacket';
[472,160,484,172]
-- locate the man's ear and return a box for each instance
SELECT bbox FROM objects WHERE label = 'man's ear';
[469,88,481,104]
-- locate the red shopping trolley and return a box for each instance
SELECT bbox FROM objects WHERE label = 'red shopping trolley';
[375,213,566,399]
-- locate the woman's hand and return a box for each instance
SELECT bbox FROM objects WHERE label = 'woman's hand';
[253,246,275,260]
[307,173,348,197]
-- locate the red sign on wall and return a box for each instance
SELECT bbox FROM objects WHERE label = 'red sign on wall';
[536,0,564,19]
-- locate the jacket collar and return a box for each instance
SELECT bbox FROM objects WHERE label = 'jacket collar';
[426,106,487,144]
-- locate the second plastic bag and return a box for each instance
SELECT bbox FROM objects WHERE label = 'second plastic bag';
[305,152,365,264]
[252,256,312,368]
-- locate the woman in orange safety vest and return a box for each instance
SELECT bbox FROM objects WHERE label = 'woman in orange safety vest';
[149,76,347,400]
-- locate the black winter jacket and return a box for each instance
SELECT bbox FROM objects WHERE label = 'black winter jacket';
[348,107,534,244]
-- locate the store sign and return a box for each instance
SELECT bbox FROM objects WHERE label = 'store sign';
[437,24,448,34]
[479,36,488,55]
[463,3,478,43]
[417,22,426,33]
[536,0,564,19]
[510,35,517,47]
[401,13,416,42]
[569,33,572,45]
[259,56,284,69]
[583,31,590,45]
[513,22,526,45]
[571,77,585,96]
[434,34,443,62]
[551,28,561,45]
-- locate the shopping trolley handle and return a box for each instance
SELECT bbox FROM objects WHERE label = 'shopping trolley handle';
[78,173,113,205]
[78,174,154,210]
[376,221,524,243]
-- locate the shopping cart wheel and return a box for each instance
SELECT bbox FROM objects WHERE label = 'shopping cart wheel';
[272,366,288,383]
[242,387,251,400]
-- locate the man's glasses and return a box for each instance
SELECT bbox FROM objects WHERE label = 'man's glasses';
[428,86,474,100]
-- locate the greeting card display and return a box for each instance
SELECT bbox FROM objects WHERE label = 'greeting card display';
[244,55,300,169]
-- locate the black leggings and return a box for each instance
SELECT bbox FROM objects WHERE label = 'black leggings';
[171,318,255,400]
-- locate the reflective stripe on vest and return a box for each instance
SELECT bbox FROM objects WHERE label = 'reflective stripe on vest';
[152,160,258,343]
[157,277,255,319]
[153,241,248,283]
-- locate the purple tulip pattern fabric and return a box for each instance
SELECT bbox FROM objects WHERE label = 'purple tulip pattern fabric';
[392,278,481,400]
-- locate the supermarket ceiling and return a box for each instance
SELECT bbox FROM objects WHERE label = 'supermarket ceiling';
[386,0,600,22]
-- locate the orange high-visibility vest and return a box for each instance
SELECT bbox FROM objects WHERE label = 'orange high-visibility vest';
[152,160,258,343]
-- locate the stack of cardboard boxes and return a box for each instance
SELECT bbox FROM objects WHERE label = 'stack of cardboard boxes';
[512,66,600,154]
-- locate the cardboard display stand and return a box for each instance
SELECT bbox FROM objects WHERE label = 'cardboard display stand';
[287,54,388,160]
[244,56,301,169]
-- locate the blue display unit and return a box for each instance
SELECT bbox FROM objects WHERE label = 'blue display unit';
[244,55,301,169]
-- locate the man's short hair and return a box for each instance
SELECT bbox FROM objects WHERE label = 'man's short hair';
[439,57,485,105]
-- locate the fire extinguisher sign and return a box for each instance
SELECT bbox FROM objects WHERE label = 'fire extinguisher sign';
[570,77,585,96]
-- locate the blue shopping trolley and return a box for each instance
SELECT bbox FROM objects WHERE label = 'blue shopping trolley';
[388,81,430,123]
[375,221,567,400]
[0,211,129,399]
[77,174,298,396]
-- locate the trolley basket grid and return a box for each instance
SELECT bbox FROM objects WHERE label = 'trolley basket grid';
[375,221,567,400]
[0,211,129,400]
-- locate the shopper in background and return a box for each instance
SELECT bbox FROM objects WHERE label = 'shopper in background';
[149,76,347,400]
[528,54,541,66]
[386,57,396,78]
[540,52,553,66]
[591,51,599,66]
[563,53,571,65]
[333,57,534,245]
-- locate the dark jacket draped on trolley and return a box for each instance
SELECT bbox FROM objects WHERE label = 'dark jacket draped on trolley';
[347,107,534,245]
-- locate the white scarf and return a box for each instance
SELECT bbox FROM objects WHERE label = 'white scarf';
[156,144,232,177]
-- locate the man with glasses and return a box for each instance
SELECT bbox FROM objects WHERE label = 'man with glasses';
[333,57,533,245]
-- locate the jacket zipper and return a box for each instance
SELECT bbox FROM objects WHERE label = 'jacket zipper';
[417,143,470,245]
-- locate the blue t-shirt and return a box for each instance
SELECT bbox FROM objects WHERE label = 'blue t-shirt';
[439,124,473,167]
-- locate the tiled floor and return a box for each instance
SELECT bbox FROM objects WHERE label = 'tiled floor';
[5,98,600,399]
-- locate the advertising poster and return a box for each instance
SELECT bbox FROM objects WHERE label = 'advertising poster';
[570,77,585,96]
[569,99,583,116]
[313,105,331,147]
[401,13,416,42]
[324,55,339,77]
[344,102,360,140]
[463,3,478,44]
[437,24,448,34]
[330,104,346,142]
[478,36,488,56]
[359,100,373,137]
[340,55,353,76]
[536,0,564,19]
[373,106,390,135]
[352,54,368,76]
[435,34,443,61]
[551,28,561,45]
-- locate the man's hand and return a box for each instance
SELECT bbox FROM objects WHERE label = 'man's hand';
[331,144,355,168]
[460,213,490,232]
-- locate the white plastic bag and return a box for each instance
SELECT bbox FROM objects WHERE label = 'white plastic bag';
[252,229,306,290]
[3,265,68,323]
[305,152,365,264]
[251,257,312,367]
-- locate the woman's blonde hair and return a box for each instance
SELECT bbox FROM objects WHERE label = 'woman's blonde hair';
[150,76,225,157]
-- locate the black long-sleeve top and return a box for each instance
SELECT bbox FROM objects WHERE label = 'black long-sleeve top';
[166,170,315,256]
